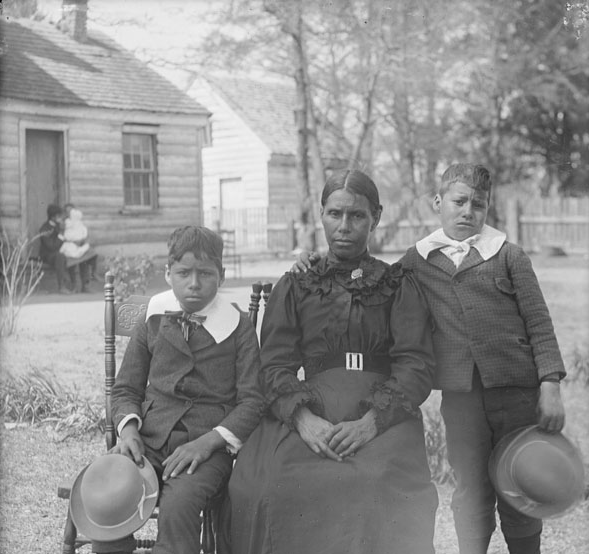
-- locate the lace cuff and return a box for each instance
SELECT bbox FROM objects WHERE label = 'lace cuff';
[359,382,421,434]
[269,389,323,430]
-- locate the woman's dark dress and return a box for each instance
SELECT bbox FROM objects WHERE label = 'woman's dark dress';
[228,254,438,554]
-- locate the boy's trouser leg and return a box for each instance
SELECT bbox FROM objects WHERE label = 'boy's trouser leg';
[153,449,232,554]
[90,255,98,279]
[505,532,541,554]
[442,370,543,554]
[456,535,492,554]
[45,252,68,289]
[90,433,232,554]
[91,536,135,553]
[79,261,90,290]
[67,265,79,291]
[441,374,497,551]
[482,385,543,549]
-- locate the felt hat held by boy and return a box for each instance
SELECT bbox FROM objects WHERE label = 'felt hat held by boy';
[70,453,159,541]
[489,425,584,520]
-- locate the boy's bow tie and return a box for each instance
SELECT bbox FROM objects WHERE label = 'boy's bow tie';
[165,311,207,341]
[430,235,480,267]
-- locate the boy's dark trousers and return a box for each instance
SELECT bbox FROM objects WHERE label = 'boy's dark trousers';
[41,250,69,290]
[91,427,232,554]
[440,369,543,554]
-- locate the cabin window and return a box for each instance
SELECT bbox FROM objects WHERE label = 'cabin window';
[122,133,157,208]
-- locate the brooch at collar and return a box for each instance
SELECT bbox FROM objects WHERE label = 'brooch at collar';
[351,268,363,280]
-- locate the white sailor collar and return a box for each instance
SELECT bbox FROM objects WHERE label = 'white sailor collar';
[146,289,240,344]
[416,224,507,261]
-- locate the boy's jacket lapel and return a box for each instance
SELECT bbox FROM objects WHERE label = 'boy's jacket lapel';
[160,317,216,356]
[188,327,216,352]
[427,250,456,276]
[428,248,486,276]
[160,317,194,356]
[455,248,485,274]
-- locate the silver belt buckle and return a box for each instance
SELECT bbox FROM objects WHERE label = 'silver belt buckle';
[346,352,363,371]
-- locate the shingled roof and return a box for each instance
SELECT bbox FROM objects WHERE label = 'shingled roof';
[204,75,298,156]
[0,17,207,115]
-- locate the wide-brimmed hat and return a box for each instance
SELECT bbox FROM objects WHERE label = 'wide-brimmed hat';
[489,425,585,519]
[70,453,159,541]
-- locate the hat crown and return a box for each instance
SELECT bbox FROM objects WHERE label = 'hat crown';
[490,426,585,519]
[80,455,144,527]
[512,442,579,504]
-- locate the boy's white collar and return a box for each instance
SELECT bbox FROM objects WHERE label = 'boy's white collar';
[416,224,506,261]
[146,290,240,344]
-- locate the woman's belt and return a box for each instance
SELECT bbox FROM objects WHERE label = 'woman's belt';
[303,352,391,378]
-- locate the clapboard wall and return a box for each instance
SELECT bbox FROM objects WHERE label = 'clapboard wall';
[0,99,208,250]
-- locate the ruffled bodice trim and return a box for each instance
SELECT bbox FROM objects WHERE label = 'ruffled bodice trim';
[294,253,407,306]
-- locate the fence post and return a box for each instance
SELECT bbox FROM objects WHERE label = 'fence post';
[504,197,520,245]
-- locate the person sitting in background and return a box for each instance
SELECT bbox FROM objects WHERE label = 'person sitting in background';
[39,204,70,294]
[62,202,98,287]
[60,206,90,259]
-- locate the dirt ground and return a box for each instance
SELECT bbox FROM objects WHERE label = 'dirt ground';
[1,251,588,553]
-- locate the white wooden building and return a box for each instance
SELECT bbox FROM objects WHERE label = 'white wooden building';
[189,75,345,254]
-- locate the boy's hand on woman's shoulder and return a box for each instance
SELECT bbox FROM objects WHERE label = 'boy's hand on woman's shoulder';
[162,430,226,480]
[290,250,320,273]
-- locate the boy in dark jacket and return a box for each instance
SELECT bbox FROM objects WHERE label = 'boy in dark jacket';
[96,226,264,554]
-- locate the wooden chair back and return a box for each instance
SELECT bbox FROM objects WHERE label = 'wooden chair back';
[60,274,273,554]
[104,278,149,449]
[247,280,273,329]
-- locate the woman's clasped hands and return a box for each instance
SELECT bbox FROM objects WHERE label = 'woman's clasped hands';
[293,406,378,462]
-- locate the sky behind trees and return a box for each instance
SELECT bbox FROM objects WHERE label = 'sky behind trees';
[30,0,589,211]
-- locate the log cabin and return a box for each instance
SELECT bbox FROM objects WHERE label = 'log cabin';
[0,0,211,258]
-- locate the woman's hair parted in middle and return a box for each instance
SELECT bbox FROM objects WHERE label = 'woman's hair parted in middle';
[320,169,382,218]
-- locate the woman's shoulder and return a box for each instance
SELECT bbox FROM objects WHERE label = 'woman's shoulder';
[290,255,408,304]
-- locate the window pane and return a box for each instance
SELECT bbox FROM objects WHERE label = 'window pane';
[142,174,151,204]
[124,173,132,204]
[142,151,152,169]
[122,133,156,207]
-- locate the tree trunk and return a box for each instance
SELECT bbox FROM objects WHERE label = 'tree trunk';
[265,0,320,250]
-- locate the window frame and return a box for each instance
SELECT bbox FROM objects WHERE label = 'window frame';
[121,127,158,212]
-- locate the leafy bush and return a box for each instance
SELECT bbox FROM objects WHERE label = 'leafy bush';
[423,407,455,485]
[106,252,155,302]
[566,345,589,387]
[0,230,44,336]
[0,370,104,439]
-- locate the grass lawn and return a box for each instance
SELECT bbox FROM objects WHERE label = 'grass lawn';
[1,253,588,553]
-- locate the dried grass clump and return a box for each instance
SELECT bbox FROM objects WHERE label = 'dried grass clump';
[0,230,44,336]
[566,345,589,387]
[0,369,104,439]
[423,407,455,485]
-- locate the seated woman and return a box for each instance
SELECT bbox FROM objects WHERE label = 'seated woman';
[226,169,438,554]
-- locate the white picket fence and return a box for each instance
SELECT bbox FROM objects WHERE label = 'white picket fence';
[204,196,589,255]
